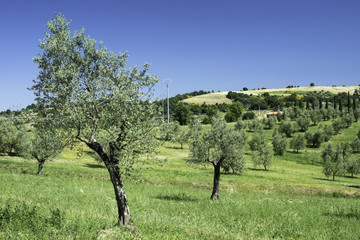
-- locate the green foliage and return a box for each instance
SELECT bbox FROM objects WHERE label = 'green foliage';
[351,137,360,153]
[305,129,324,148]
[320,108,331,121]
[278,120,297,138]
[249,130,266,151]
[309,109,322,125]
[29,123,69,174]
[202,105,217,124]
[224,101,243,122]
[342,113,354,128]
[31,13,160,225]
[32,13,160,163]
[321,144,347,180]
[296,115,310,132]
[319,124,333,142]
[0,119,30,157]
[234,118,248,131]
[248,118,262,132]
[345,157,360,177]
[290,134,305,153]
[175,130,188,149]
[332,118,346,134]
[173,102,191,125]
[187,116,203,142]
[272,133,287,156]
[189,115,246,168]
[0,203,66,238]
[262,116,277,129]
[242,111,255,120]
[160,121,181,142]
[251,143,273,170]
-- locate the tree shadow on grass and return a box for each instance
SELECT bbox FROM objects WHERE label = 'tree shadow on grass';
[84,163,105,169]
[155,193,197,202]
[248,168,267,172]
[343,175,359,179]
[313,177,334,182]
[349,185,360,189]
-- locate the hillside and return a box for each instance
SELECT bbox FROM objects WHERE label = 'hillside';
[183,86,359,105]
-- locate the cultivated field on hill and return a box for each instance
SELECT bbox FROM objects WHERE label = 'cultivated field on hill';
[183,86,358,105]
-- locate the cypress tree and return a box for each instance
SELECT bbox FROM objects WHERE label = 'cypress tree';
[339,100,343,112]
[348,91,351,112]
[319,98,323,109]
[353,95,356,110]
[325,99,329,109]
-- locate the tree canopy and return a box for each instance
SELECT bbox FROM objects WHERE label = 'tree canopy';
[31,13,159,226]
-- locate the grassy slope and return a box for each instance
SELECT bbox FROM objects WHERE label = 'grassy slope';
[183,86,359,105]
[1,121,360,239]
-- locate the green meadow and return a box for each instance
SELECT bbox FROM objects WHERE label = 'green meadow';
[1,121,360,239]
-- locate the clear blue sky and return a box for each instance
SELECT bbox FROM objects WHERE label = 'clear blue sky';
[1,0,359,111]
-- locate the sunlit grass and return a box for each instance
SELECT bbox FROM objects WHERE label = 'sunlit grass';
[1,120,360,239]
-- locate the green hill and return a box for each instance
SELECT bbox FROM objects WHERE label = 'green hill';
[183,86,359,105]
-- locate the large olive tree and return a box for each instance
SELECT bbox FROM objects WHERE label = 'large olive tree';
[31,14,159,226]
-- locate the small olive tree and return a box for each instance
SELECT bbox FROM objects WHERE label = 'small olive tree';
[289,134,305,153]
[321,144,347,181]
[272,133,287,156]
[0,119,30,156]
[251,143,273,171]
[188,115,246,200]
[30,126,69,175]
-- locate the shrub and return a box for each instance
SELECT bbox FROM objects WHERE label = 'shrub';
[242,111,255,120]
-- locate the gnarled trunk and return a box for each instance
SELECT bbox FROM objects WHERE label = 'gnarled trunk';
[106,163,132,226]
[87,142,132,226]
[211,163,221,200]
[37,160,45,175]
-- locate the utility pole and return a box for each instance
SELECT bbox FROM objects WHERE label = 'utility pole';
[163,79,172,124]
[160,94,166,122]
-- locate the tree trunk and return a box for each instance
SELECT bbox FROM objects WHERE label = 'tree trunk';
[87,142,132,226]
[37,160,45,175]
[211,163,221,200]
[106,163,132,226]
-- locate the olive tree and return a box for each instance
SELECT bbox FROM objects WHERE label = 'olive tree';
[188,115,246,200]
[251,143,273,171]
[0,119,30,157]
[345,157,360,177]
[289,134,305,153]
[30,125,69,175]
[272,133,287,155]
[321,144,347,181]
[31,14,159,226]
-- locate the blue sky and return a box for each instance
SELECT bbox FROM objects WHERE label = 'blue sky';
[0,0,359,111]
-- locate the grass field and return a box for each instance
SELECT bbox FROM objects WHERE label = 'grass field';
[183,86,359,105]
[1,120,360,239]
